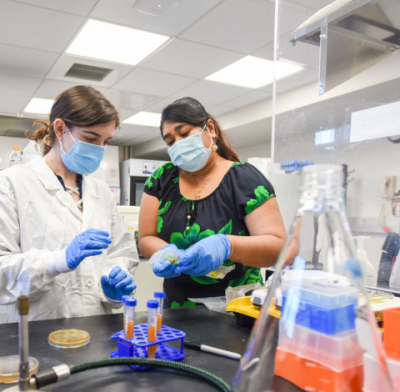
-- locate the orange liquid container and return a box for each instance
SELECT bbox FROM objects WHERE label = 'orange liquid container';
[124,320,134,339]
[157,315,162,333]
[148,325,158,358]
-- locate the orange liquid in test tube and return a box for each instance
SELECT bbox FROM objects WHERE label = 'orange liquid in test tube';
[157,315,162,333]
[124,320,134,339]
[148,325,158,358]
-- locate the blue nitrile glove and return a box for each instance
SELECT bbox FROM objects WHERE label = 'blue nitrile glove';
[101,266,136,301]
[66,228,112,269]
[175,234,231,276]
[152,244,185,278]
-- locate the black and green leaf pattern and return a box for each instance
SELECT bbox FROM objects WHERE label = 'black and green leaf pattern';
[170,223,215,250]
[231,162,246,167]
[245,185,275,214]
[171,301,197,309]
[228,267,263,287]
[157,200,172,234]
[144,177,153,188]
[172,177,179,184]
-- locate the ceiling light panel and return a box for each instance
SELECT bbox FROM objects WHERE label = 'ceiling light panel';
[123,112,161,127]
[66,19,170,66]
[24,98,54,115]
[205,56,303,88]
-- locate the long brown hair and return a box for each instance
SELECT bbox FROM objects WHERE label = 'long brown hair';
[160,97,240,162]
[26,85,119,156]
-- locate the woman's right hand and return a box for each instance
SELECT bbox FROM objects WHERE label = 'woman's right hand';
[151,244,184,278]
[66,229,112,269]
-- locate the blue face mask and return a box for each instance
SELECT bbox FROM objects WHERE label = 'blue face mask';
[59,129,106,175]
[167,125,213,172]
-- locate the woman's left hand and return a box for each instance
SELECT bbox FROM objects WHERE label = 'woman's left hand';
[176,234,231,276]
[101,266,136,301]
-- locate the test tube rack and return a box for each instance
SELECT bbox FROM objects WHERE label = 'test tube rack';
[111,324,186,370]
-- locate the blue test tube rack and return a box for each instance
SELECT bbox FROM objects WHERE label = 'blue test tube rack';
[110,323,186,370]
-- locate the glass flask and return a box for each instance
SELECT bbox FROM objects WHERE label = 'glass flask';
[232,165,393,392]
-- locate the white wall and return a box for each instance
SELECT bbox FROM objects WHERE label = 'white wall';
[0,136,29,170]
[236,142,271,162]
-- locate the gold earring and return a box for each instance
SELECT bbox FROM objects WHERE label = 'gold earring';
[212,139,218,151]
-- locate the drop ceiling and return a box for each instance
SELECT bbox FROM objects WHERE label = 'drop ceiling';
[0,0,332,149]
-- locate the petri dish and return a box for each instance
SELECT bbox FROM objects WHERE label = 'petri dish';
[0,356,39,384]
[48,329,90,348]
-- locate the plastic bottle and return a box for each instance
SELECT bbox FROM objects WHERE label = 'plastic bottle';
[232,165,393,392]
[154,292,165,333]
[354,236,377,287]
[147,300,159,358]
[9,146,22,167]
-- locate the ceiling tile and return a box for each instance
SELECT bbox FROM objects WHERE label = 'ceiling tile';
[0,1,84,52]
[114,68,197,97]
[170,79,251,106]
[35,80,106,100]
[0,94,30,115]
[275,68,318,94]
[286,0,334,11]
[0,43,58,79]
[221,90,272,109]
[90,0,221,36]
[14,0,98,16]
[105,90,160,112]
[139,39,243,79]
[181,0,275,54]
[141,97,178,113]
[205,105,235,117]
[0,72,42,97]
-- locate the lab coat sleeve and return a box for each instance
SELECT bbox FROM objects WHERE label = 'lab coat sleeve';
[98,192,140,307]
[0,180,71,305]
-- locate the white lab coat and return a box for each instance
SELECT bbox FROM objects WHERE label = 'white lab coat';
[0,157,139,323]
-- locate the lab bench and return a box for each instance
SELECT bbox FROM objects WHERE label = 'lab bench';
[0,307,301,392]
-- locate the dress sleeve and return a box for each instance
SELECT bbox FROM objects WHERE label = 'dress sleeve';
[144,162,176,200]
[229,162,276,221]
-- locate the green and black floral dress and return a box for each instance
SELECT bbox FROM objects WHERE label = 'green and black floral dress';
[144,162,276,308]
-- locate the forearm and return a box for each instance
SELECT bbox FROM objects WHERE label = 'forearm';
[139,235,168,260]
[226,235,285,268]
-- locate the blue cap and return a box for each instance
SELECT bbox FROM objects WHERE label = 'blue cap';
[125,296,137,307]
[122,295,129,304]
[154,292,166,299]
[147,300,159,309]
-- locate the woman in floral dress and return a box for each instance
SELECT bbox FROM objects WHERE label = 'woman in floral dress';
[139,97,286,308]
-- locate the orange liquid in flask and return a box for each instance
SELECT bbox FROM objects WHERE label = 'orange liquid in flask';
[124,319,134,339]
[157,315,162,333]
[148,325,158,358]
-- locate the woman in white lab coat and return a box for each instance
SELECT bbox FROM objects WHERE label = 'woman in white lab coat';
[0,86,139,323]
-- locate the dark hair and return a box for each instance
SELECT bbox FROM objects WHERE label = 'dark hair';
[26,85,120,156]
[160,97,240,162]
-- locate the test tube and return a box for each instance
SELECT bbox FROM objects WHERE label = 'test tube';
[122,295,128,334]
[124,296,137,340]
[154,292,165,333]
[147,300,159,358]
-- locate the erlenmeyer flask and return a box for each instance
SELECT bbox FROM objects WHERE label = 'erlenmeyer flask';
[232,165,393,392]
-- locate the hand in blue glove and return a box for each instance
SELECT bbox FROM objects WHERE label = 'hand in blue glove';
[101,266,136,301]
[152,244,185,278]
[175,234,231,276]
[66,228,112,269]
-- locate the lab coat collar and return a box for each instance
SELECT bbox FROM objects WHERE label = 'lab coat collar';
[32,157,83,221]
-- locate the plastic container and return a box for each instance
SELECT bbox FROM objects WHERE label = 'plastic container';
[124,296,137,340]
[275,348,363,392]
[278,320,363,371]
[9,146,22,167]
[363,353,400,392]
[147,300,159,358]
[154,292,165,333]
[281,274,359,335]
[0,356,39,384]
